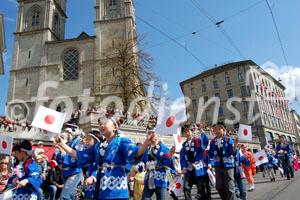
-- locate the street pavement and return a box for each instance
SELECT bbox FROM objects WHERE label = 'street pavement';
[247,171,300,200]
[178,171,300,200]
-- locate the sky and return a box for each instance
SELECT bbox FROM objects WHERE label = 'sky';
[1,0,300,115]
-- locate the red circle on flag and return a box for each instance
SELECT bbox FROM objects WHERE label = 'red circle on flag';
[258,156,264,161]
[44,115,55,125]
[166,116,175,128]
[177,135,182,143]
[2,141,7,149]
[175,183,181,189]
[243,129,248,136]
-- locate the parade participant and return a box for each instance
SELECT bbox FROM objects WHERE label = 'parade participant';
[0,155,11,194]
[180,123,210,200]
[234,140,250,200]
[240,144,256,191]
[57,125,83,200]
[208,122,235,200]
[129,161,145,200]
[81,132,100,199]
[141,127,175,200]
[11,140,42,200]
[55,117,156,200]
[197,123,211,199]
[266,150,277,182]
[276,135,294,180]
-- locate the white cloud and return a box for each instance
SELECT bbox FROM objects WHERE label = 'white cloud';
[261,61,300,108]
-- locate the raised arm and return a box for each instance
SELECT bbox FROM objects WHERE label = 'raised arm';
[136,133,156,158]
[55,136,78,159]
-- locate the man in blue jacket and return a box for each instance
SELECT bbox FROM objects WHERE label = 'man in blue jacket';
[209,122,235,200]
[180,124,210,200]
[276,135,294,180]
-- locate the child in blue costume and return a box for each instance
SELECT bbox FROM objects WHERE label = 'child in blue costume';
[266,149,277,182]
[57,126,83,200]
[56,117,155,200]
[234,142,250,200]
[180,124,210,200]
[141,127,175,200]
[81,132,101,199]
[11,140,42,200]
[208,122,235,200]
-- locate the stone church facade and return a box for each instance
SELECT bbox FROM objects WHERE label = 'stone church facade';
[7,0,139,120]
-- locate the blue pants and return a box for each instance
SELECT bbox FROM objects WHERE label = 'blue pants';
[142,185,167,200]
[48,185,57,200]
[60,173,82,200]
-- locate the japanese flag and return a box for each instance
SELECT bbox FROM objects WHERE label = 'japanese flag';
[173,130,182,152]
[156,99,188,135]
[254,150,268,166]
[238,124,252,142]
[170,175,184,197]
[207,169,216,187]
[32,106,66,134]
[0,135,13,155]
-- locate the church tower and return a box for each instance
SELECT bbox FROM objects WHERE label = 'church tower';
[7,0,67,118]
[93,0,137,97]
[12,0,67,70]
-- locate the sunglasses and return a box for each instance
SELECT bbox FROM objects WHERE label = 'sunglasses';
[0,162,8,165]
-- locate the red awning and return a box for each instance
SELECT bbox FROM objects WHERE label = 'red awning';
[32,145,56,161]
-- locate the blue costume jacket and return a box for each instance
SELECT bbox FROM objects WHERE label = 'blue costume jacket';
[58,136,82,179]
[234,149,250,179]
[276,142,292,161]
[180,133,210,177]
[267,153,278,168]
[12,158,42,200]
[83,162,97,199]
[76,136,139,200]
[141,142,175,189]
[209,135,235,168]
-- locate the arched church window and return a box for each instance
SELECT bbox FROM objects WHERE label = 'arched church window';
[63,48,79,81]
[32,11,40,26]
[25,5,43,31]
[53,14,60,34]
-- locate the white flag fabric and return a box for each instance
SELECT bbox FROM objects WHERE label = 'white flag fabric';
[207,169,216,187]
[238,124,252,141]
[254,150,268,166]
[32,106,66,134]
[156,105,187,135]
[0,135,13,155]
[170,175,184,197]
[173,129,183,152]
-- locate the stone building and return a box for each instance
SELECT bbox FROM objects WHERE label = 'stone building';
[180,60,297,149]
[0,14,5,75]
[290,110,300,154]
[6,0,142,120]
